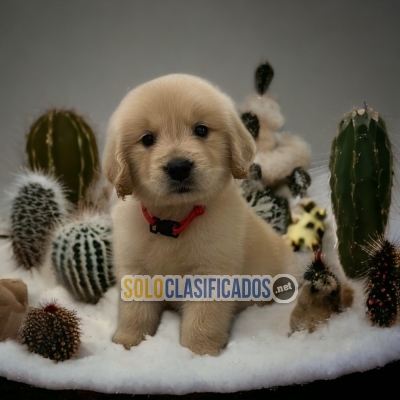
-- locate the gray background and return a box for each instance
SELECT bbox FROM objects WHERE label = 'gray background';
[1,0,399,190]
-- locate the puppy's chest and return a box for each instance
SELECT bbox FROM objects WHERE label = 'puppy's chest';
[137,227,242,275]
[139,234,214,275]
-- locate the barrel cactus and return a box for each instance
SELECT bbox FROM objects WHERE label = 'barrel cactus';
[329,106,393,278]
[26,109,100,204]
[52,214,115,304]
[21,301,81,361]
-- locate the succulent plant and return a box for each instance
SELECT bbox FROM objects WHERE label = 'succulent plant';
[52,213,115,304]
[303,251,340,293]
[241,112,260,139]
[287,167,311,198]
[363,236,400,327]
[240,62,311,190]
[285,200,326,252]
[26,109,100,204]
[255,61,274,95]
[290,252,343,334]
[8,172,69,269]
[20,301,81,361]
[238,164,290,235]
[329,106,393,278]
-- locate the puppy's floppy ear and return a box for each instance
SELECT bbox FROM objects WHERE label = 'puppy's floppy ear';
[102,119,133,200]
[228,110,257,179]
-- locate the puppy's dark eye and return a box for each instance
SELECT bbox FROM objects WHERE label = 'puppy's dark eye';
[193,125,209,138]
[142,134,156,147]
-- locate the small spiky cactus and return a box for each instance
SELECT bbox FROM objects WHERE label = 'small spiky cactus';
[364,236,400,327]
[238,164,290,235]
[20,301,81,361]
[329,106,393,278]
[290,252,340,334]
[304,251,340,296]
[52,214,115,304]
[26,109,100,204]
[8,172,69,269]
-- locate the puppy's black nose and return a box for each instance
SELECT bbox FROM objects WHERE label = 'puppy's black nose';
[165,158,193,182]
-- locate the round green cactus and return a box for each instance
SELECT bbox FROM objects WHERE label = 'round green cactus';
[52,214,115,304]
[26,109,100,204]
[329,106,393,279]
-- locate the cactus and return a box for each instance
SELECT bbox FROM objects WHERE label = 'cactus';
[241,112,260,139]
[285,200,326,252]
[8,172,69,269]
[240,62,311,190]
[52,214,115,304]
[20,301,81,361]
[329,106,393,278]
[303,251,340,294]
[287,167,311,198]
[255,61,274,95]
[26,109,100,204]
[363,236,400,327]
[290,252,342,334]
[238,164,290,235]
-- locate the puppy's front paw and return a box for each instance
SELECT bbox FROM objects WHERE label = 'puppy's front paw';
[112,329,144,350]
[180,333,226,356]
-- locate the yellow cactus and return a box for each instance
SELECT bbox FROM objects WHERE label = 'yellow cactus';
[285,201,326,252]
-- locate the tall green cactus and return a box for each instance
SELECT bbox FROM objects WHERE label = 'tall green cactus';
[26,109,100,204]
[329,107,393,278]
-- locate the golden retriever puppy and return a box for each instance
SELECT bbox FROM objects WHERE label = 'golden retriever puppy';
[103,74,302,356]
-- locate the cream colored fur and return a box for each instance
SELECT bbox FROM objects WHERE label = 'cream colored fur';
[240,94,311,188]
[103,74,303,356]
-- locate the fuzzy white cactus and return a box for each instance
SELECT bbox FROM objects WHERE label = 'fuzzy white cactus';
[5,171,70,269]
[240,62,311,191]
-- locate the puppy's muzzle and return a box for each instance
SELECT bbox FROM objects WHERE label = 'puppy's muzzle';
[165,158,193,182]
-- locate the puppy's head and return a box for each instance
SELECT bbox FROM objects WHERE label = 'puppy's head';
[103,74,256,205]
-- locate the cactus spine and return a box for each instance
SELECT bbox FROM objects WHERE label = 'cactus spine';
[329,107,393,278]
[52,214,115,304]
[26,109,100,204]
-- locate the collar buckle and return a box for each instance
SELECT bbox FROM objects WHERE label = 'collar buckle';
[150,217,180,238]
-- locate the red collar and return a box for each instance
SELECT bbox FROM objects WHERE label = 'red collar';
[141,205,205,238]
